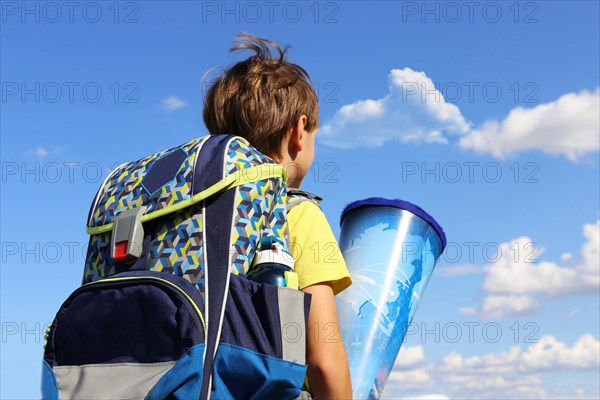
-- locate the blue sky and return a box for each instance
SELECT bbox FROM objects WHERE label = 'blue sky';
[1,1,599,398]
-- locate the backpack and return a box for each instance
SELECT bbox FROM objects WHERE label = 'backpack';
[41,134,312,400]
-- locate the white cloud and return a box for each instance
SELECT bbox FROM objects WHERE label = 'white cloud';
[471,221,599,318]
[573,387,600,399]
[33,147,49,157]
[439,335,598,397]
[26,146,65,158]
[483,221,599,299]
[521,334,600,371]
[385,334,599,399]
[386,368,434,391]
[391,395,450,400]
[394,345,427,369]
[480,294,540,319]
[320,68,599,162]
[161,96,188,113]
[319,68,471,149]
[383,346,434,396]
[459,88,600,161]
[457,306,477,315]
[440,346,523,376]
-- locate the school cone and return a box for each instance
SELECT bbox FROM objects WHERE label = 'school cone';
[335,198,447,399]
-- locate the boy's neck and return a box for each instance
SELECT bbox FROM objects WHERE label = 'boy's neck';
[272,153,303,189]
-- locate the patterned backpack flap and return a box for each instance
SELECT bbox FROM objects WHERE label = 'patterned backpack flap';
[42,134,310,400]
[82,133,288,286]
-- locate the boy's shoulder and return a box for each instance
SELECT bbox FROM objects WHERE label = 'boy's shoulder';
[286,189,335,237]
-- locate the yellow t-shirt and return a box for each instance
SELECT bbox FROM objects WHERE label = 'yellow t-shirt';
[287,201,352,295]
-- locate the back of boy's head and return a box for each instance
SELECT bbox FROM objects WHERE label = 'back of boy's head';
[203,33,319,157]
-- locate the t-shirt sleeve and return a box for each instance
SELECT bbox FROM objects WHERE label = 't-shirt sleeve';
[287,201,352,295]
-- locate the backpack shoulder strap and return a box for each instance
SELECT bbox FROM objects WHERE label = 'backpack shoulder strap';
[286,188,323,213]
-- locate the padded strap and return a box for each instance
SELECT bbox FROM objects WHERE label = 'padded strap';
[193,134,233,194]
[200,189,237,400]
[286,189,323,213]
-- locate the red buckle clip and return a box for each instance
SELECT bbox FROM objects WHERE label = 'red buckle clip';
[114,240,129,262]
[111,207,145,264]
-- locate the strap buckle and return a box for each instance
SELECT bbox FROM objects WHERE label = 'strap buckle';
[111,207,145,263]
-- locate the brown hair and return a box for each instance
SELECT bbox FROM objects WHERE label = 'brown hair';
[202,33,319,157]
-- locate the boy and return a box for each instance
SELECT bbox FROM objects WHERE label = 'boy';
[203,34,353,399]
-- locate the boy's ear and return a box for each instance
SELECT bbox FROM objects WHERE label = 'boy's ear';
[290,115,308,151]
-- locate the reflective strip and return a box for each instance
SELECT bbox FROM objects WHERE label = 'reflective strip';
[202,200,212,400]
[54,361,175,399]
[277,287,307,364]
[190,135,210,198]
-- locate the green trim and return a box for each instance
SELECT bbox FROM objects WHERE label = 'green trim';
[87,164,285,235]
[284,271,299,290]
[83,275,206,334]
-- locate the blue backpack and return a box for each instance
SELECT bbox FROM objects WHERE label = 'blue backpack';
[42,134,311,399]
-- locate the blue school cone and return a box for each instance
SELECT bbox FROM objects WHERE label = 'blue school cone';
[336,198,446,399]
